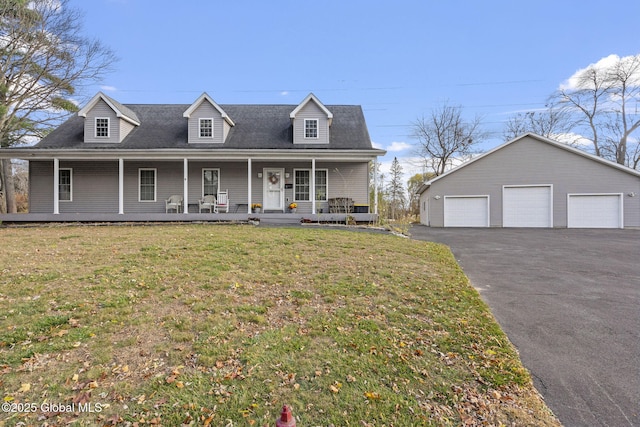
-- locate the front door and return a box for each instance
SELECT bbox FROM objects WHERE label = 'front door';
[263,168,284,211]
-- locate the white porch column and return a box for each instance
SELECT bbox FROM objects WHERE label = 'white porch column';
[118,158,124,214]
[311,158,316,214]
[373,160,378,215]
[183,158,189,214]
[53,158,59,214]
[247,158,252,214]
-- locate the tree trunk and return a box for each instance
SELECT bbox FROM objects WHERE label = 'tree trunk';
[1,159,17,213]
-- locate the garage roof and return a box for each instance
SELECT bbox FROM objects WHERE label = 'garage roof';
[417,133,640,194]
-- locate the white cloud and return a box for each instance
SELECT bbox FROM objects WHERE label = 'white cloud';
[551,132,592,147]
[559,54,640,91]
[280,91,289,96]
[100,85,117,92]
[386,141,412,152]
[371,140,384,150]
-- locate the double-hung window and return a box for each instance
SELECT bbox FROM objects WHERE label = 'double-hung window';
[58,168,72,201]
[199,118,213,138]
[202,168,219,197]
[304,119,318,139]
[139,168,156,202]
[294,169,328,201]
[95,118,109,138]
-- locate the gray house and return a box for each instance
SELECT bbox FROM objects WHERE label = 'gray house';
[0,92,385,222]
[418,133,640,228]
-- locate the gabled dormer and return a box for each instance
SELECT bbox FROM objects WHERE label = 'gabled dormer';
[183,93,235,144]
[290,93,333,144]
[78,92,140,143]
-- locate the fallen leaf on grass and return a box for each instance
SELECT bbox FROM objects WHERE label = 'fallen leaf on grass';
[18,383,31,393]
[364,391,381,400]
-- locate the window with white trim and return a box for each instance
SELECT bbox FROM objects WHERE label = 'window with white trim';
[294,169,327,201]
[138,168,156,202]
[199,118,213,138]
[202,168,220,197]
[304,119,318,139]
[95,118,109,138]
[58,168,72,201]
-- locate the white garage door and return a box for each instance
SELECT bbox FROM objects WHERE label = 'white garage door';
[567,194,622,228]
[503,185,552,228]
[444,196,489,227]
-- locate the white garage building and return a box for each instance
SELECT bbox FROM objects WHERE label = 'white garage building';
[418,133,640,228]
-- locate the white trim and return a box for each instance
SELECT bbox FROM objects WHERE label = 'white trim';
[201,168,220,198]
[290,93,333,124]
[1,148,384,161]
[293,167,328,203]
[443,195,490,227]
[263,168,285,211]
[78,92,140,126]
[183,159,189,215]
[118,159,124,214]
[58,168,73,202]
[247,158,252,214]
[567,193,623,229]
[503,184,553,228]
[182,92,235,126]
[138,168,157,202]
[422,133,640,191]
[95,117,110,138]
[198,118,214,139]
[53,158,59,214]
[304,118,319,139]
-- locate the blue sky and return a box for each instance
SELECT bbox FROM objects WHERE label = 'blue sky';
[71,0,640,179]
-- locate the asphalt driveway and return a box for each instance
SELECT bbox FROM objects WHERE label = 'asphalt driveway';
[409,226,640,427]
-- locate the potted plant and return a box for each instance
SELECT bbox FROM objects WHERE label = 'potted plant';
[289,202,297,213]
[251,203,262,213]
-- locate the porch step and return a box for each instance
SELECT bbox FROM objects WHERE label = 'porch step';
[255,214,303,225]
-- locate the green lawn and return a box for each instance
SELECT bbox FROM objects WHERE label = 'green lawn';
[0,224,559,426]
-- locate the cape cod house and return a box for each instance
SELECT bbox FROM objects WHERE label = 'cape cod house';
[0,92,385,222]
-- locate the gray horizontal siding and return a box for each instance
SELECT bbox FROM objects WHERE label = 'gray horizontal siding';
[293,101,330,144]
[29,161,119,213]
[83,99,120,143]
[187,101,225,144]
[27,159,371,216]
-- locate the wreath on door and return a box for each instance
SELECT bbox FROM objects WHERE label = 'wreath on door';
[269,174,279,185]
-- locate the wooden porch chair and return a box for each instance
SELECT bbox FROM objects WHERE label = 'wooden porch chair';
[165,195,183,213]
[198,195,216,213]
[214,190,229,213]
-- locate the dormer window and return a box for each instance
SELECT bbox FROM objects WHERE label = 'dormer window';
[95,118,110,138]
[304,119,318,139]
[199,118,213,138]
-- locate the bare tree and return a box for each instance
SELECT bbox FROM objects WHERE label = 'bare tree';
[0,0,117,212]
[411,102,487,176]
[386,157,405,220]
[502,108,574,142]
[551,54,640,168]
[406,172,432,216]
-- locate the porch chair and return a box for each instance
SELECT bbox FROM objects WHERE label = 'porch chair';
[214,190,229,213]
[198,194,216,213]
[165,195,183,213]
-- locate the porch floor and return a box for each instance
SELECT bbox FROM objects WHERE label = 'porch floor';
[0,212,378,225]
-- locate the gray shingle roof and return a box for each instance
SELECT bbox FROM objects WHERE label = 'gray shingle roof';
[35,103,375,150]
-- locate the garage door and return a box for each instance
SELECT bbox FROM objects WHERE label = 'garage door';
[503,185,552,227]
[567,194,622,228]
[444,196,489,227]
